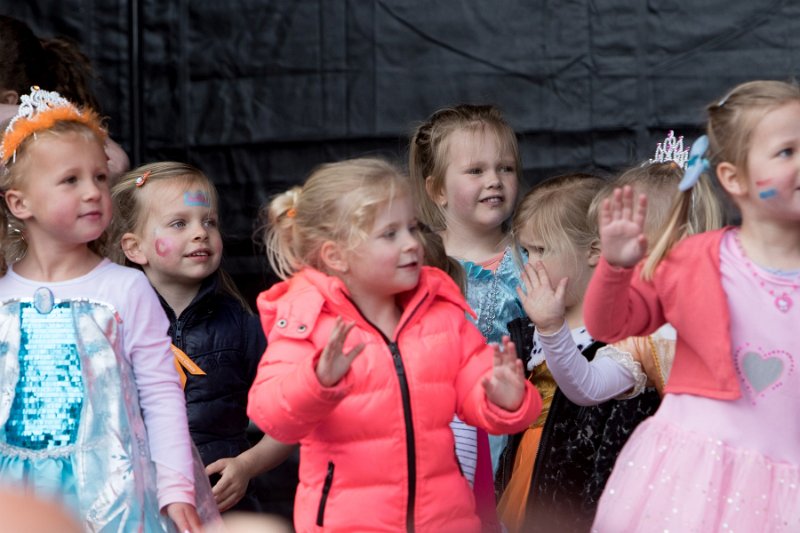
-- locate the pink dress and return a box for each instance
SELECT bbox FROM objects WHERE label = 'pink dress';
[592,230,800,532]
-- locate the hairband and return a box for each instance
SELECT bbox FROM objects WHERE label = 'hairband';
[677,135,710,191]
[285,208,296,219]
[0,86,106,166]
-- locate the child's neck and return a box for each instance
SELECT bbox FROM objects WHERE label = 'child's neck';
[13,244,102,282]
[564,300,585,331]
[739,218,800,270]
[441,226,508,263]
[347,288,403,339]
[150,279,202,318]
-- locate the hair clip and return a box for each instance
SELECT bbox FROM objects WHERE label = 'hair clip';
[135,171,151,188]
[649,130,689,168]
[285,208,297,219]
[716,89,735,108]
[678,135,710,191]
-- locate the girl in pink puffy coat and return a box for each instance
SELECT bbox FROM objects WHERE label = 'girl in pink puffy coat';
[248,157,541,532]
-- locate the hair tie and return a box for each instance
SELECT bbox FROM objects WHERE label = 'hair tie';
[135,171,151,188]
[678,135,710,192]
[285,207,297,219]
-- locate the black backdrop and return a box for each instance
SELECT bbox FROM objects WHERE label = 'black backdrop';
[3,0,799,304]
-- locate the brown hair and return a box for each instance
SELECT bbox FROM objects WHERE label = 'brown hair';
[110,161,251,312]
[0,16,100,111]
[645,80,800,277]
[260,157,409,280]
[513,173,605,257]
[0,120,106,276]
[408,104,521,232]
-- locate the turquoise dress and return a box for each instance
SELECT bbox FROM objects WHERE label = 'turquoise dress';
[460,247,527,472]
[0,294,171,531]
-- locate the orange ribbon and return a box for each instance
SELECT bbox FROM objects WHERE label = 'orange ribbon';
[171,344,206,389]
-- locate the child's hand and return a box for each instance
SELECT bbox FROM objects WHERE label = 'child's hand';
[316,317,365,387]
[599,186,648,268]
[206,457,248,513]
[517,260,568,335]
[165,502,202,533]
[482,337,526,411]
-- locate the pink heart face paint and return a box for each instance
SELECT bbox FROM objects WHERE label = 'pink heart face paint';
[155,237,173,257]
[184,190,210,207]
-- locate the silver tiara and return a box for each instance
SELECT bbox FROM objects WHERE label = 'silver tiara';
[649,130,689,169]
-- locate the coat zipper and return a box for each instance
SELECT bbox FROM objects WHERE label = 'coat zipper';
[346,293,427,532]
[316,461,335,526]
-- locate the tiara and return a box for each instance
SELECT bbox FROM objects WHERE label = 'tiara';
[649,130,689,168]
[0,86,106,165]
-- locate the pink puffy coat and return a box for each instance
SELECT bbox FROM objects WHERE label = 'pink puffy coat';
[248,267,541,532]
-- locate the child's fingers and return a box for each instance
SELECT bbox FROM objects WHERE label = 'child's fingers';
[344,343,365,363]
[599,197,613,228]
[633,193,648,229]
[554,276,569,302]
[620,185,634,221]
[533,261,553,289]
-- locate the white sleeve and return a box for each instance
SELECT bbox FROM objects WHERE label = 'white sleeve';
[538,322,639,406]
[123,273,195,508]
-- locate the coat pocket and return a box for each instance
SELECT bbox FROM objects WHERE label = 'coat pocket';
[316,461,335,526]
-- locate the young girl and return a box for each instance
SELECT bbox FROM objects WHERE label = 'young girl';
[539,153,723,406]
[247,157,541,532]
[497,173,659,533]
[409,105,527,516]
[0,15,129,178]
[585,79,800,531]
[0,88,201,530]
[110,161,295,514]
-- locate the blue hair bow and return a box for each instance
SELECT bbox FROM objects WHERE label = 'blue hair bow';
[678,135,710,191]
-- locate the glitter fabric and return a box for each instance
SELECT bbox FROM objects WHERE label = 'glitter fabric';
[5,303,83,450]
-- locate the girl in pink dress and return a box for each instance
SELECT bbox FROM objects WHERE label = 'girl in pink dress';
[584,79,800,532]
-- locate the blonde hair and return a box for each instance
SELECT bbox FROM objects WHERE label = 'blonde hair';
[418,224,465,294]
[513,173,605,257]
[0,120,106,276]
[646,80,800,277]
[261,157,410,280]
[409,104,521,232]
[109,161,251,312]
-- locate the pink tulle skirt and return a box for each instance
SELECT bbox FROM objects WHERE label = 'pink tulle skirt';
[592,418,800,533]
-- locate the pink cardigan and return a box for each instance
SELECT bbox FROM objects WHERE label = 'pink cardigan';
[584,228,741,400]
[248,267,540,532]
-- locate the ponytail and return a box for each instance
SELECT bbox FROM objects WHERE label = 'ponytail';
[262,187,303,280]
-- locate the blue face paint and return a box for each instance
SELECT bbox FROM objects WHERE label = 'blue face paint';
[758,188,778,200]
[184,190,210,207]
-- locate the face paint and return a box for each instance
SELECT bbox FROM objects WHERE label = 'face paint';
[155,237,173,257]
[758,188,778,200]
[184,190,210,207]
[754,178,772,187]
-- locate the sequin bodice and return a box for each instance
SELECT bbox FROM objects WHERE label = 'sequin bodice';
[4,303,83,450]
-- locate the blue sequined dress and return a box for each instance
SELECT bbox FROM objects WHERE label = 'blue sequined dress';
[452,247,527,476]
[0,260,199,532]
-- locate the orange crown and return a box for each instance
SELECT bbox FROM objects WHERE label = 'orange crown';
[0,86,106,165]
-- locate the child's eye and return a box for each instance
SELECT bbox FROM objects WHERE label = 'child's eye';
[203,218,218,228]
[527,246,545,256]
[499,165,515,173]
[408,223,420,234]
[467,167,483,175]
[96,173,108,183]
[63,175,78,184]
[170,220,186,229]
[777,147,794,158]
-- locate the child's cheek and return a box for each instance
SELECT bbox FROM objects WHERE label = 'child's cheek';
[154,238,174,257]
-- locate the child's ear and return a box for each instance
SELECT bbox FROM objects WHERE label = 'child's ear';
[320,240,349,274]
[120,233,148,266]
[425,175,447,207]
[587,238,601,267]
[3,189,31,220]
[0,89,19,105]
[716,161,747,198]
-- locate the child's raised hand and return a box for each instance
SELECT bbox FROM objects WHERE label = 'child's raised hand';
[599,186,648,268]
[517,260,568,335]
[316,317,365,387]
[482,337,526,411]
